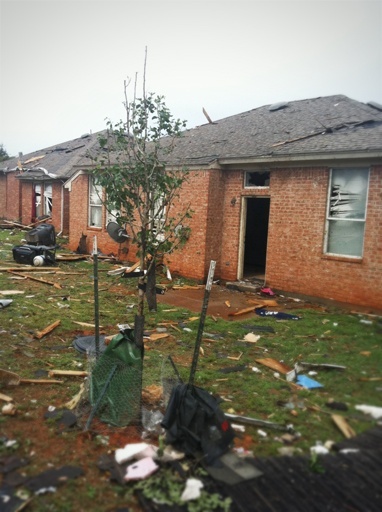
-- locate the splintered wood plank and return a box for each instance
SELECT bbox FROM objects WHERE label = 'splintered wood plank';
[124,261,141,273]
[255,358,293,374]
[228,306,259,316]
[8,271,62,289]
[332,414,356,438]
[0,392,13,402]
[34,320,61,339]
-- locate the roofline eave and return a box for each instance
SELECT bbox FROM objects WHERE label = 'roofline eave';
[217,150,382,168]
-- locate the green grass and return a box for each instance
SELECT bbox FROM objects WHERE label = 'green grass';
[1,226,382,509]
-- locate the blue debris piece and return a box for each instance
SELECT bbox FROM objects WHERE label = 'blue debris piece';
[296,375,323,389]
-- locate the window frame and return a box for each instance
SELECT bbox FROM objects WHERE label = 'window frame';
[88,176,103,227]
[324,167,370,259]
[244,170,270,188]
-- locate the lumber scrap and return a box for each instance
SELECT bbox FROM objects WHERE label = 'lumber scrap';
[255,358,293,374]
[34,320,61,340]
[124,261,141,273]
[332,414,356,438]
[0,392,13,403]
[48,370,88,377]
[8,271,62,289]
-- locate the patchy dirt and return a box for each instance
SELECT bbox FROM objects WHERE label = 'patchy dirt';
[157,284,327,321]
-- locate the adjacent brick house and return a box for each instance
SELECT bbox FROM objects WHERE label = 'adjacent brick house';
[1,95,381,310]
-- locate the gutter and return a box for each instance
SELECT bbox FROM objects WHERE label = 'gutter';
[218,150,382,167]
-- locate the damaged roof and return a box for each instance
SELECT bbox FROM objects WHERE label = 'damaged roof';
[162,94,382,167]
[0,132,102,180]
[2,95,382,176]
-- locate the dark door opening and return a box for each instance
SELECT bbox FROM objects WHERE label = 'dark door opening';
[243,197,270,280]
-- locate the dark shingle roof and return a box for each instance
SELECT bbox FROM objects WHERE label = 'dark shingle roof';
[2,95,381,176]
[164,95,382,166]
[0,133,103,180]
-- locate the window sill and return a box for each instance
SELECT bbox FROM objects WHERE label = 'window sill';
[321,254,363,264]
[87,226,103,231]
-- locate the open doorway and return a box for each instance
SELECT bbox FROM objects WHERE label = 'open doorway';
[242,197,270,280]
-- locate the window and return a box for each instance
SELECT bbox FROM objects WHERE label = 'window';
[325,168,369,258]
[152,193,166,242]
[34,184,42,217]
[244,170,270,187]
[89,177,103,227]
[44,184,52,215]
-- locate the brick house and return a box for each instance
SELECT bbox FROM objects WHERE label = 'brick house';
[1,95,382,310]
[0,133,98,235]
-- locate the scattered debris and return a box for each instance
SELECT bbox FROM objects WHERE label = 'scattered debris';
[124,457,159,481]
[65,383,86,410]
[355,404,382,419]
[0,392,13,403]
[296,375,323,389]
[48,370,88,377]
[0,369,63,387]
[256,309,301,320]
[241,333,261,343]
[180,478,204,501]
[1,403,17,416]
[0,299,13,309]
[332,414,356,438]
[260,287,275,296]
[255,358,292,374]
[34,320,61,339]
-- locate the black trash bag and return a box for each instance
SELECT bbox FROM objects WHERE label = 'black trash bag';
[161,383,235,465]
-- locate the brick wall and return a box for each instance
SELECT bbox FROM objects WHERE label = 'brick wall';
[20,181,33,225]
[65,166,382,309]
[0,175,6,218]
[265,166,382,310]
[66,173,131,258]
[1,172,22,221]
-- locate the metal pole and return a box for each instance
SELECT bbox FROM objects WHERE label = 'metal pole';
[189,260,216,385]
[93,236,100,360]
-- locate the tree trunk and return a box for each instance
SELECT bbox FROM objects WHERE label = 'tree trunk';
[146,257,157,312]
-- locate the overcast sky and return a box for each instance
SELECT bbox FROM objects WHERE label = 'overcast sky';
[1,0,381,157]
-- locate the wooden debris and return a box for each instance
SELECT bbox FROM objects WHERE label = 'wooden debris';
[248,299,279,307]
[172,285,204,290]
[0,290,25,295]
[225,301,231,308]
[124,261,141,273]
[147,333,170,342]
[34,320,61,340]
[228,305,263,317]
[227,352,243,361]
[332,414,356,438]
[55,254,88,261]
[188,316,199,322]
[73,321,104,328]
[255,358,293,374]
[0,392,13,403]
[65,383,86,410]
[48,370,88,377]
[1,219,33,230]
[8,271,62,289]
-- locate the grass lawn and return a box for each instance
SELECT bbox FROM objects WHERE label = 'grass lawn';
[0,227,381,511]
